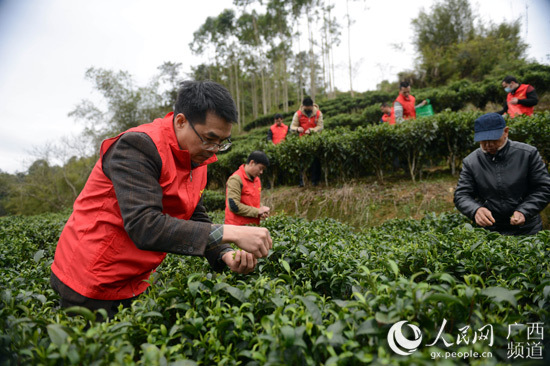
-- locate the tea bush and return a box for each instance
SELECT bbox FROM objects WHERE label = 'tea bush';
[209,111,550,187]
[1,211,550,364]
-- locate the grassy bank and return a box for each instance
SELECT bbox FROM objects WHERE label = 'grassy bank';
[261,170,550,230]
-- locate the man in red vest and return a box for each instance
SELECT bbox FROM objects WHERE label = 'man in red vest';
[267,113,288,144]
[380,102,395,125]
[290,97,324,186]
[290,97,324,136]
[225,151,270,225]
[50,81,272,318]
[393,81,427,122]
[498,75,538,118]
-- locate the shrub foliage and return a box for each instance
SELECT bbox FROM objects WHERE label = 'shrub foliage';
[1,212,550,364]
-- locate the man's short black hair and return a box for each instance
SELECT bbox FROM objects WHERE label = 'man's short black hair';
[502,75,518,84]
[173,80,237,125]
[274,113,283,119]
[247,150,270,167]
[302,97,314,107]
[399,81,410,88]
[381,102,391,108]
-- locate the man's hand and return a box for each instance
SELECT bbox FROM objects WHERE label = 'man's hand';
[475,207,495,227]
[222,250,257,274]
[510,211,525,226]
[297,127,304,133]
[510,97,519,105]
[222,225,272,258]
[304,128,311,134]
[258,206,270,219]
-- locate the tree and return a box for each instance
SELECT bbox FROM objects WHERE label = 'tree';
[69,63,180,143]
[411,0,527,85]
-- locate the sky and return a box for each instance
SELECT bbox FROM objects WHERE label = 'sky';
[0,0,548,174]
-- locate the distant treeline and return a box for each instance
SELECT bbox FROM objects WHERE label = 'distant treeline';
[1,63,548,216]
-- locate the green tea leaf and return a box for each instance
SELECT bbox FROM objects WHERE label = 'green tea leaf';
[281,259,291,274]
[47,324,68,347]
[299,296,322,325]
[386,259,399,277]
[224,285,246,303]
[65,306,96,322]
[481,286,520,307]
[33,250,45,262]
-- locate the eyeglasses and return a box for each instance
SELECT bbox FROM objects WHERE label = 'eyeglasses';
[188,120,232,152]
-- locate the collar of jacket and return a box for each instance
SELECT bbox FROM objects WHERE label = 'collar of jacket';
[483,139,511,162]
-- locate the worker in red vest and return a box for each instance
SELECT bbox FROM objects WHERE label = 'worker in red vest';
[290,97,324,136]
[380,102,395,125]
[393,81,427,122]
[50,81,272,319]
[290,97,324,186]
[498,75,538,118]
[267,113,288,144]
[225,151,270,225]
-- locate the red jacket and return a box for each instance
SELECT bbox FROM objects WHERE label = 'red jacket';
[270,123,288,144]
[507,84,535,118]
[51,112,216,300]
[381,108,396,125]
[297,110,321,136]
[224,164,261,226]
[395,93,416,120]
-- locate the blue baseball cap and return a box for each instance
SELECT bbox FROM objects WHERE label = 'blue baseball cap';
[474,113,506,142]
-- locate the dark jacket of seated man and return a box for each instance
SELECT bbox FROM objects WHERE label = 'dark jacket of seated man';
[454,139,550,235]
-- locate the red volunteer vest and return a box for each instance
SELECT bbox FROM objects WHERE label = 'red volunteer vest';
[381,108,396,125]
[51,112,216,300]
[224,165,261,226]
[507,84,534,118]
[297,110,321,136]
[270,123,288,144]
[395,93,416,120]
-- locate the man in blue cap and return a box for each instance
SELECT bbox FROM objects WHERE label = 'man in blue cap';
[454,112,550,235]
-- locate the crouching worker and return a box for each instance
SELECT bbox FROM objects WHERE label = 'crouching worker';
[225,151,271,225]
[50,80,272,319]
[454,112,550,235]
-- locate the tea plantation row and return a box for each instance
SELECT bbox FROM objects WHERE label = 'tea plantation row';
[1,212,549,365]
[242,63,550,131]
[208,111,550,187]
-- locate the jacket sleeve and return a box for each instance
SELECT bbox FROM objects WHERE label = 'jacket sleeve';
[190,196,211,223]
[518,87,539,107]
[312,111,324,132]
[453,157,483,220]
[290,112,300,132]
[102,132,229,264]
[226,174,259,218]
[189,198,233,272]
[515,149,550,219]
[497,100,508,115]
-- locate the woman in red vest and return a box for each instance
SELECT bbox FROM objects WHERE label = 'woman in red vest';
[50,81,273,318]
[393,81,427,122]
[498,75,538,118]
[225,151,271,225]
